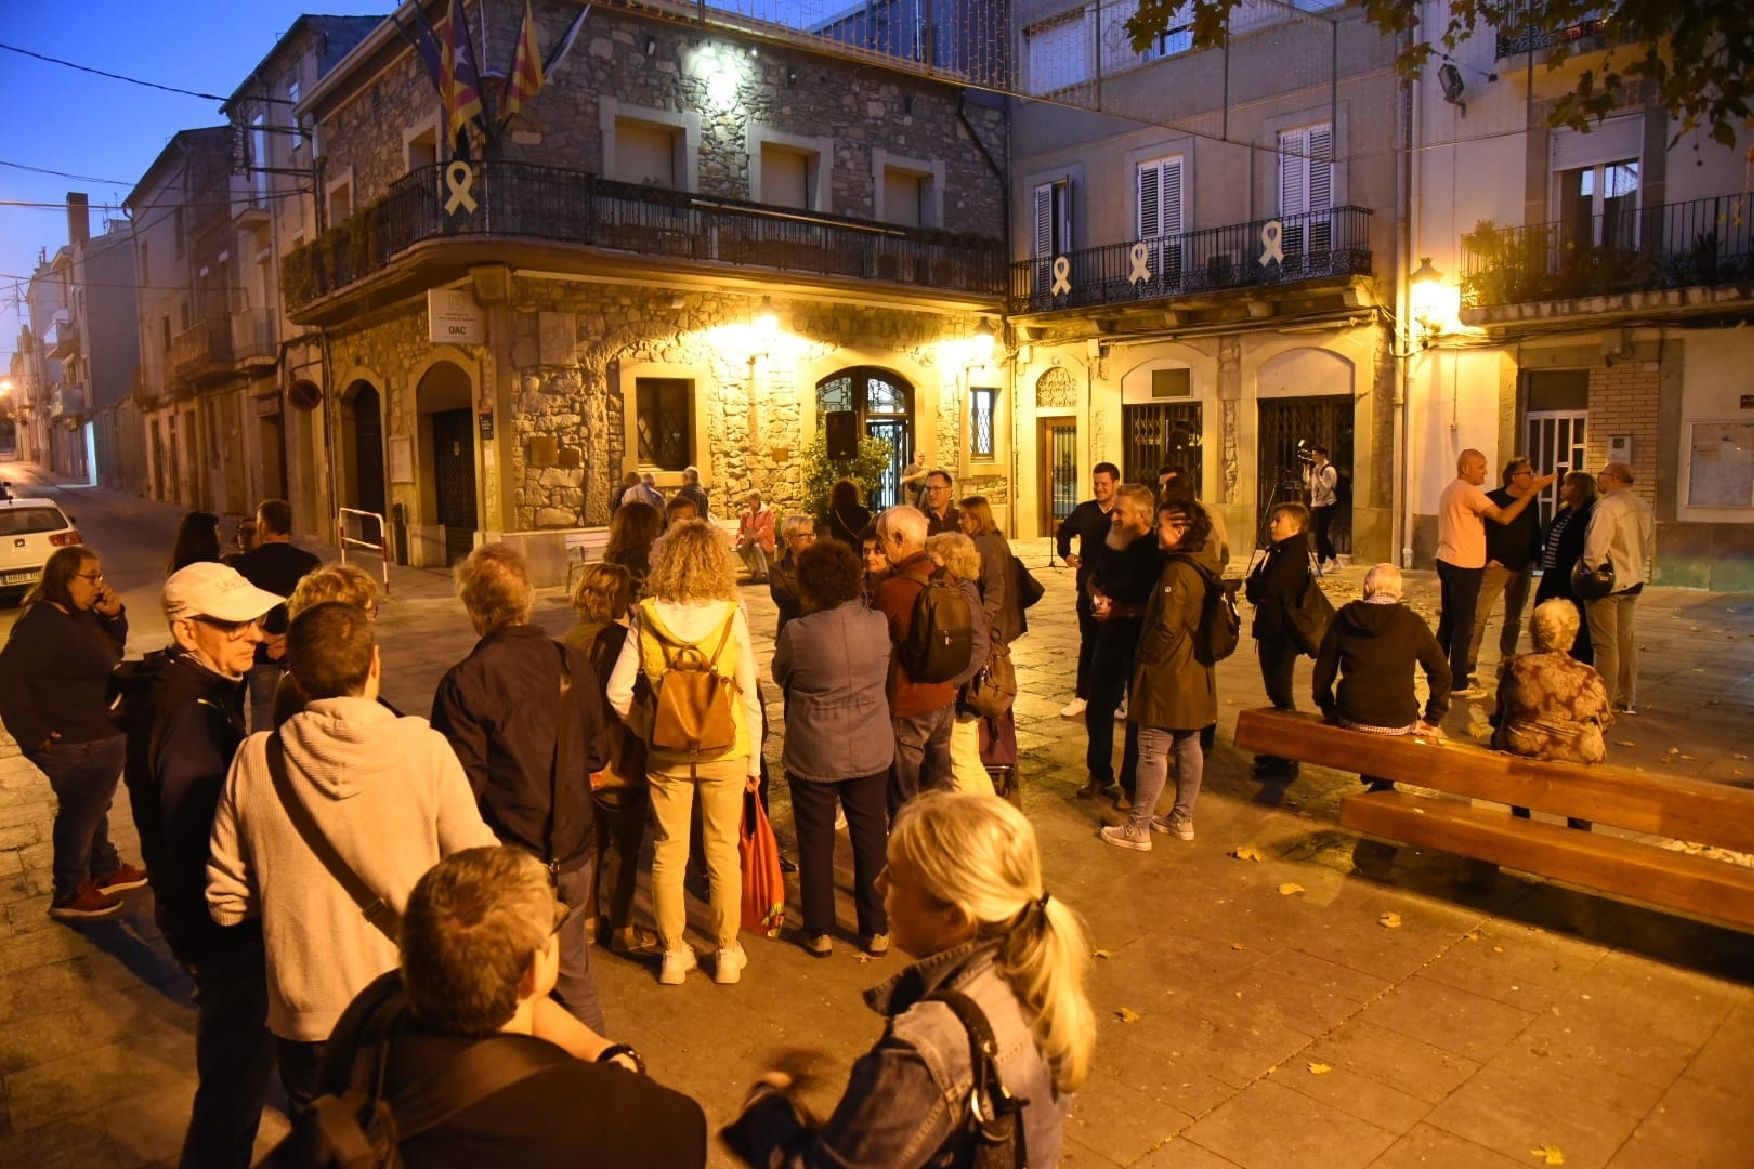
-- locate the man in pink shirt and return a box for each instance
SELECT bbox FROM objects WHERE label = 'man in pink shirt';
[1434,450,1553,699]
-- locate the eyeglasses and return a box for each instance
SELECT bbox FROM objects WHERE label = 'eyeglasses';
[74,571,104,582]
[192,615,261,640]
[1512,468,1535,477]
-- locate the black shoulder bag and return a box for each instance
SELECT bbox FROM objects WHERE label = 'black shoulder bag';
[266,733,401,944]
[926,990,1031,1169]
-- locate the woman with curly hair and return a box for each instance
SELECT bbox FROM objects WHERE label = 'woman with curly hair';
[605,499,662,600]
[607,521,763,986]
[271,562,391,727]
[728,791,1093,1168]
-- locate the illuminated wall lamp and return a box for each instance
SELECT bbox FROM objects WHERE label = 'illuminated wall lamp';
[972,318,997,365]
[1408,256,1445,349]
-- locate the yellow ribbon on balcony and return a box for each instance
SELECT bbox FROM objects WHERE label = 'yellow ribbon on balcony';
[445,161,478,217]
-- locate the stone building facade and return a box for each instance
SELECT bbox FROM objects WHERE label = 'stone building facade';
[291,0,1008,578]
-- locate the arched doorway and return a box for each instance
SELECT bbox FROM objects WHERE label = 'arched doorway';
[816,367,914,509]
[341,381,386,519]
[416,361,477,565]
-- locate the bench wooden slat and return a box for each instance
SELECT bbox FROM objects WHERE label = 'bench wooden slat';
[1341,791,1754,930]
[1236,708,1754,855]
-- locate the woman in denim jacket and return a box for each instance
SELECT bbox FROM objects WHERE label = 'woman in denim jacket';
[727,791,1095,1168]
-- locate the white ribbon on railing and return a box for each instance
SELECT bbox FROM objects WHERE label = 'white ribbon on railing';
[1050,255,1072,296]
[445,161,478,217]
[1259,219,1285,266]
[1128,242,1151,285]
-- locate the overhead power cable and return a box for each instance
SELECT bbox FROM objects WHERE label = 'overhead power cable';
[0,41,291,104]
[0,158,134,186]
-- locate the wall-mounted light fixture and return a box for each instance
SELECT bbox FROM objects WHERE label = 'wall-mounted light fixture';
[1409,256,1444,349]
[755,296,778,332]
[973,318,997,365]
[644,36,656,56]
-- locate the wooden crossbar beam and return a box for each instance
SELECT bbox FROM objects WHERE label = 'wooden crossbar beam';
[1341,791,1754,931]
[1236,708,1754,855]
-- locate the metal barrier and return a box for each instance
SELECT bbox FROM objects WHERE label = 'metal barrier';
[337,508,391,596]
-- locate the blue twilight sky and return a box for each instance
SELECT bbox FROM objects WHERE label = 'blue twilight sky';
[0,0,395,364]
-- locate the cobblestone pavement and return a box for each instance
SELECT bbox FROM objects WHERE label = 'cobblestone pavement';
[3,461,1753,1168]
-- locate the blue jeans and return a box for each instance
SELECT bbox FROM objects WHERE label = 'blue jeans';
[181,941,275,1169]
[1133,727,1205,824]
[1084,624,1140,792]
[30,734,126,901]
[552,862,608,1032]
[888,706,955,816]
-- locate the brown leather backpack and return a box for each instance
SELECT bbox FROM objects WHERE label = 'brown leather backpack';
[640,602,740,756]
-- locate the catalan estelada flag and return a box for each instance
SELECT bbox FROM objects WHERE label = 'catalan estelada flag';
[505,0,546,119]
[440,0,484,142]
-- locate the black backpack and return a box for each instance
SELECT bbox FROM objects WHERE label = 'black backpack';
[107,649,175,734]
[900,572,975,684]
[1184,563,1242,666]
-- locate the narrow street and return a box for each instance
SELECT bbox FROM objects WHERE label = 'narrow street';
[3,468,1753,1169]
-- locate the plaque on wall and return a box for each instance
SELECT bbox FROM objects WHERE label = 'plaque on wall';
[389,435,414,484]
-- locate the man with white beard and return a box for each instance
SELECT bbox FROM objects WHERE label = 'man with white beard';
[1078,485,1163,808]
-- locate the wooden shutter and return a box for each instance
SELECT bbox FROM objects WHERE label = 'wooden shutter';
[1279,127,1308,217]
[1307,125,1333,214]
[1034,182,1054,257]
[1161,157,1183,236]
[1137,164,1159,239]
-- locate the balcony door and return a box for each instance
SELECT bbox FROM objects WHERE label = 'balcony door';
[1278,123,1334,267]
[1557,160,1639,254]
[1038,418,1078,534]
[1137,155,1185,295]
[1031,178,1072,299]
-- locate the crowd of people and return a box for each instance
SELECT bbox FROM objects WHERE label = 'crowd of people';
[0,449,1656,1167]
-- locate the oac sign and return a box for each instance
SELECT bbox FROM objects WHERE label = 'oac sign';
[427,289,484,345]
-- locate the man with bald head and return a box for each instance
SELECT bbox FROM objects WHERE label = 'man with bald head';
[1582,461,1653,713]
[1435,450,1554,699]
[872,506,956,812]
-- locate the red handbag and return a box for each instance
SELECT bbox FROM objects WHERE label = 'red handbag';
[740,792,787,936]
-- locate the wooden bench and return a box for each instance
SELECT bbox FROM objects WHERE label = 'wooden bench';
[1233,708,1754,931]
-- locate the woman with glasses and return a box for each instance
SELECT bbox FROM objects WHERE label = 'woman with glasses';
[0,546,146,919]
[768,514,816,637]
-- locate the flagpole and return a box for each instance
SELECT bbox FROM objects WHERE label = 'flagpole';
[545,4,591,77]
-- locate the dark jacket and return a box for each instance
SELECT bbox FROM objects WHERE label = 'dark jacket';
[231,540,322,660]
[121,649,261,962]
[1534,502,1594,605]
[431,625,608,871]
[1055,498,1114,590]
[971,530,1023,646]
[1130,551,1220,732]
[1485,487,1542,572]
[826,503,872,549]
[872,551,957,718]
[606,548,652,601]
[925,505,963,538]
[1246,535,1311,642]
[1088,528,1163,653]
[1312,600,1451,727]
[677,482,711,520]
[321,972,708,1169]
[769,551,803,637]
[0,601,128,750]
[772,600,894,781]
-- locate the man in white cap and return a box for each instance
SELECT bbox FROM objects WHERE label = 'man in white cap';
[119,561,282,1169]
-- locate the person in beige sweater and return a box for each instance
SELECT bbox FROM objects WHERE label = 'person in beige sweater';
[206,601,501,1113]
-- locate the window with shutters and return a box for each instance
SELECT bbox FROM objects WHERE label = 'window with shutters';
[761,144,816,211]
[1033,179,1071,258]
[1278,123,1333,264]
[1137,156,1185,291]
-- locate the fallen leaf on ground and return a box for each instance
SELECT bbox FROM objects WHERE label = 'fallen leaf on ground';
[1530,1144,1566,1165]
[1379,913,1402,929]
[1734,753,1749,761]
[1115,1007,1141,1023]
[1093,948,1114,959]
[1231,941,1247,950]
[1615,740,1638,748]
[1464,930,1482,942]
[1307,1062,1332,1075]
[1681,754,1697,761]
[1279,882,1306,896]
[1230,846,1263,862]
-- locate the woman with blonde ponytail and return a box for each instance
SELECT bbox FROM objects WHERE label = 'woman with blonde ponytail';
[725,790,1094,1168]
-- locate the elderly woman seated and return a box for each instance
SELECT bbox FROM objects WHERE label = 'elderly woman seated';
[1312,564,1451,792]
[1492,599,1612,829]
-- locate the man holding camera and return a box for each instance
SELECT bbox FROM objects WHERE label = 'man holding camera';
[1304,446,1339,572]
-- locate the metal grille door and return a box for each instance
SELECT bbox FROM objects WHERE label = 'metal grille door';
[1256,395,1353,553]
[1525,410,1587,529]
[1122,403,1203,490]
[867,418,911,510]
[1040,419,1078,531]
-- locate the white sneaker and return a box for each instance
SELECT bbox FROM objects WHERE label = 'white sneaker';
[1152,812,1195,841]
[1114,698,1129,721]
[659,947,697,986]
[1060,697,1088,719]
[714,942,748,985]
[1099,821,1153,852]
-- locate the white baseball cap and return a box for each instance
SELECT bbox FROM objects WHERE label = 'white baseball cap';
[163,562,283,623]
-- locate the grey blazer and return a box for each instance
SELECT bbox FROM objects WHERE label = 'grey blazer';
[772,600,895,781]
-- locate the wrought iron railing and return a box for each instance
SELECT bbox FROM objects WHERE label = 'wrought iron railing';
[283,161,1006,309]
[169,318,234,381]
[1461,193,1754,309]
[1495,14,1629,60]
[1008,206,1373,313]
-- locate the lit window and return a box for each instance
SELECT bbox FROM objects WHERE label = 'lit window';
[636,378,692,470]
[970,388,996,459]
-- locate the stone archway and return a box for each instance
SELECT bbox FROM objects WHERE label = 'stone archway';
[816,366,916,509]
[415,360,477,566]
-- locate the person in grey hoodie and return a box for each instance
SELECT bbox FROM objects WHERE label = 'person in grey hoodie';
[771,540,893,959]
[207,601,504,1113]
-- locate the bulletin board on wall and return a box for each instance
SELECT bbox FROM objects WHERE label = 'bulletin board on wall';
[1687,421,1754,508]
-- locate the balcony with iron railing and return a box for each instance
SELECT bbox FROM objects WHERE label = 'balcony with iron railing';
[232,309,279,365]
[1008,206,1373,314]
[282,161,1007,313]
[1461,192,1754,317]
[169,317,235,383]
[43,314,79,361]
[1494,10,1631,61]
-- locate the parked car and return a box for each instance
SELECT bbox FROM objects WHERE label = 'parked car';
[0,497,81,600]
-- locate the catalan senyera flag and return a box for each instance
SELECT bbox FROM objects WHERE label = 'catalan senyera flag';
[440,0,484,142]
[505,0,546,119]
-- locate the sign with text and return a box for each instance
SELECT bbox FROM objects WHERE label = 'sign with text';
[428,289,484,344]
